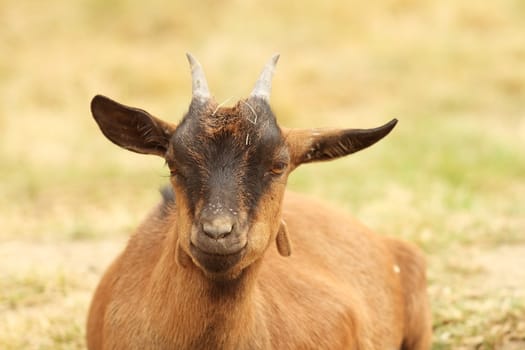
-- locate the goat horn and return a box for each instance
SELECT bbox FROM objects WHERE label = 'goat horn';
[250,53,280,101]
[186,52,211,103]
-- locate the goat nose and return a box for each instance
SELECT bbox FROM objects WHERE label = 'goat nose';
[202,217,234,239]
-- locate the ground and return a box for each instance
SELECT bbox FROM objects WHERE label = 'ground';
[1,0,524,349]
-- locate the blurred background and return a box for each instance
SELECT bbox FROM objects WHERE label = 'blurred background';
[1,0,524,348]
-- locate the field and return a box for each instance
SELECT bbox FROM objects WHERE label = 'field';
[1,0,525,348]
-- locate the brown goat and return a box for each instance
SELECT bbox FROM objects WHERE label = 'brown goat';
[86,54,432,349]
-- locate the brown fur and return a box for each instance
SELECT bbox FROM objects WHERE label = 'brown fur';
[87,192,431,349]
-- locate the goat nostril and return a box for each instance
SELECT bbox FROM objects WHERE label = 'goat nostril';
[202,221,233,239]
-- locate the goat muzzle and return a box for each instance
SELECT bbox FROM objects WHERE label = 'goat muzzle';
[189,220,248,274]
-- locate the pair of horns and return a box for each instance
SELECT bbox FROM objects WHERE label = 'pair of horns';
[186,53,279,103]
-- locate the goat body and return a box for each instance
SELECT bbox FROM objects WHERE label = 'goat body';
[87,192,430,349]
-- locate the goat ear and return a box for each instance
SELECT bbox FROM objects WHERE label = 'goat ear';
[284,119,397,168]
[91,95,176,157]
[275,220,292,257]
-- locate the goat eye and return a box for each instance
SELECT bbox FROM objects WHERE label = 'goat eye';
[269,162,287,176]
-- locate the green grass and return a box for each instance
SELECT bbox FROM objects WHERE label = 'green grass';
[1,0,525,348]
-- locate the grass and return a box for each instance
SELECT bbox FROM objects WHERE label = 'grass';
[1,0,524,348]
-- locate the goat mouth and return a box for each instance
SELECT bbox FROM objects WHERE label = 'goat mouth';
[189,243,247,274]
[190,233,247,256]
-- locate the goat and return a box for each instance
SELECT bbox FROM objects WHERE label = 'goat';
[86,54,432,349]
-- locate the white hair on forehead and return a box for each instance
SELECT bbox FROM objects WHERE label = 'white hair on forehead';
[212,96,234,116]
[241,100,258,125]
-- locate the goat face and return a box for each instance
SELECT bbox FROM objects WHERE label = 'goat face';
[91,54,397,280]
[167,98,289,279]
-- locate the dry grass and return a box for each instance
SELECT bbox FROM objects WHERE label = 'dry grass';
[1,0,524,348]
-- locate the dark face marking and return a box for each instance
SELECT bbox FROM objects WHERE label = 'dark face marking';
[168,98,288,225]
